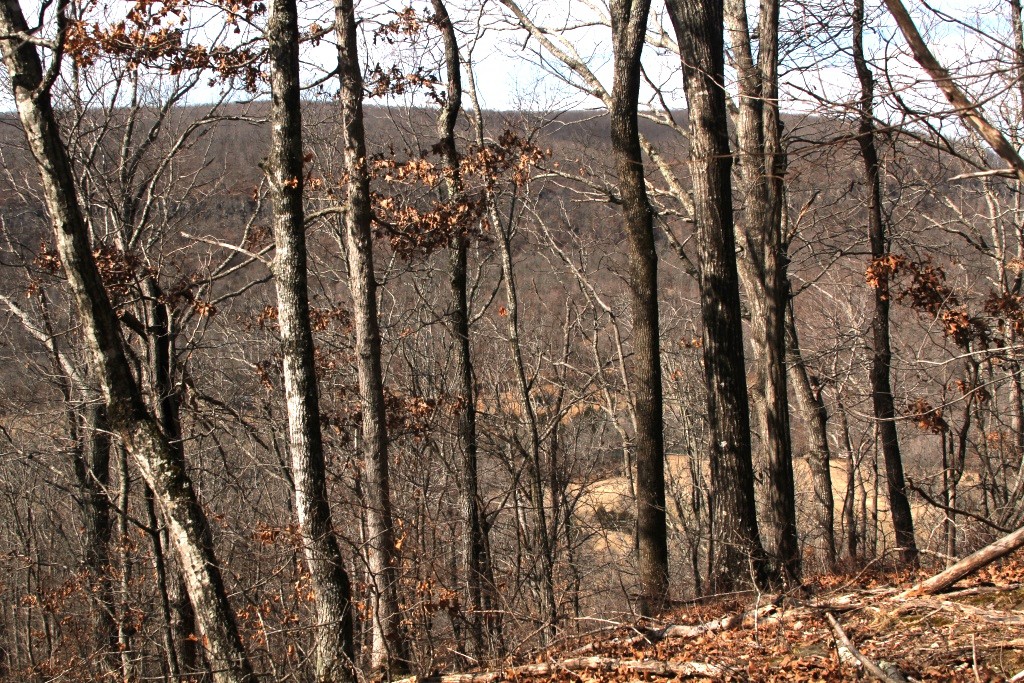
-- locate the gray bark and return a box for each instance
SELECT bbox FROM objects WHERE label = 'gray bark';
[266,1,356,679]
[0,2,254,679]
[724,0,799,583]
[334,0,411,672]
[785,303,836,570]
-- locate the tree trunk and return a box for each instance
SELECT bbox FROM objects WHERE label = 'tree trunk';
[785,303,836,570]
[902,523,1024,597]
[724,0,799,583]
[266,1,356,679]
[334,0,411,672]
[664,0,771,591]
[141,277,201,676]
[0,3,253,680]
[430,0,496,657]
[837,402,859,562]
[494,203,558,641]
[609,0,670,615]
[75,403,118,669]
[852,0,918,566]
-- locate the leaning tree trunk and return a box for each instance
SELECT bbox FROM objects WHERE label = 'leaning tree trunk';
[852,0,918,566]
[664,0,771,591]
[609,0,670,615]
[0,3,254,681]
[141,276,201,677]
[334,0,411,672]
[785,302,836,570]
[430,0,496,657]
[266,1,356,679]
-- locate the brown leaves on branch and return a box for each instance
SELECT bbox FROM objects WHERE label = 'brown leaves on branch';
[253,305,351,332]
[867,254,988,348]
[34,242,146,300]
[64,0,265,90]
[865,253,905,293]
[374,7,434,44]
[361,131,547,257]
[904,397,949,434]
[984,292,1024,336]
[366,65,442,101]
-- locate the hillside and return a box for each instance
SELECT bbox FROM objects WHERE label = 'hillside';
[406,544,1024,682]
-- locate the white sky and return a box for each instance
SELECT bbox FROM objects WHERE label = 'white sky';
[0,0,1020,133]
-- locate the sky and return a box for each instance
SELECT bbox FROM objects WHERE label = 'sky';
[0,0,1019,133]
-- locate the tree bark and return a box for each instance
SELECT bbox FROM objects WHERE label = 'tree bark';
[664,0,771,591]
[141,277,201,676]
[852,0,919,566]
[785,303,836,570]
[430,0,496,657]
[266,1,356,679]
[334,0,411,672]
[724,0,799,583]
[0,2,254,680]
[74,403,118,669]
[901,524,1024,597]
[609,0,670,615]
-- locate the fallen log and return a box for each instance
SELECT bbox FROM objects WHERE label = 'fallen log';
[901,524,1024,598]
[571,601,778,655]
[657,603,777,639]
[826,613,908,683]
[395,656,726,683]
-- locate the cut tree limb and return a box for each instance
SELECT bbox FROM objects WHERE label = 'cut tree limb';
[395,657,726,683]
[901,525,1024,598]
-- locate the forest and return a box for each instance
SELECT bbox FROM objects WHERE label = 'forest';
[2,0,1024,680]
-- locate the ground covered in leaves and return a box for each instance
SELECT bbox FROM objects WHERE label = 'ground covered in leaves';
[418,555,1024,682]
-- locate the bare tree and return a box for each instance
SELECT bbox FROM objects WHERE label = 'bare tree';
[725,0,800,582]
[0,1,254,680]
[609,0,670,614]
[266,0,355,679]
[853,0,918,566]
[664,0,771,590]
[430,0,496,656]
[334,0,411,671]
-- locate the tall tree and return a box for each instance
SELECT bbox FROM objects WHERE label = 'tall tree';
[0,1,254,679]
[664,0,771,590]
[853,0,919,565]
[430,0,496,656]
[608,0,670,614]
[334,0,411,672]
[266,0,355,679]
[724,0,800,582]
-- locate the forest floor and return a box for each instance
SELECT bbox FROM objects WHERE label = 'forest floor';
[418,553,1024,682]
